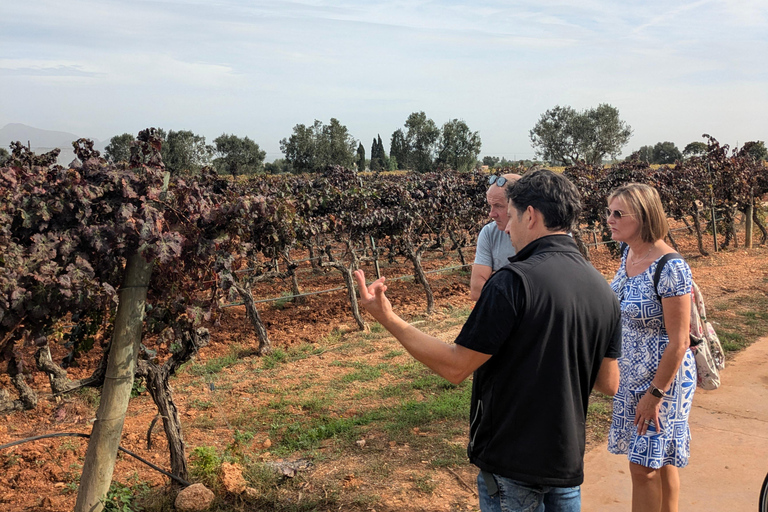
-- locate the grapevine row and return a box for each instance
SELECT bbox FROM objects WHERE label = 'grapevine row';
[1,131,765,485]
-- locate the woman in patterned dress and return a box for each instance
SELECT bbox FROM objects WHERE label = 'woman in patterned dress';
[605,183,696,512]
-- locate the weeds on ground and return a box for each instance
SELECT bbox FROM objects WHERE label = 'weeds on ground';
[102,479,149,512]
[189,446,221,489]
[710,292,768,353]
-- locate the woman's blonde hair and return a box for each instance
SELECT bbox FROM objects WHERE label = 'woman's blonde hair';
[608,183,669,243]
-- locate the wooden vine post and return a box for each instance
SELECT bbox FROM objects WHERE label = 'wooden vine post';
[75,252,153,512]
[745,188,754,249]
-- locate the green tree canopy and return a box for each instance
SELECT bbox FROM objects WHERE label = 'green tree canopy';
[404,111,439,173]
[631,145,654,163]
[739,140,767,161]
[213,133,266,178]
[323,118,357,169]
[390,129,408,170]
[529,104,632,166]
[629,142,681,164]
[280,118,357,173]
[0,147,9,166]
[370,134,387,171]
[104,133,135,163]
[652,141,682,164]
[264,158,291,174]
[682,141,709,158]
[356,142,366,171]
[162,130,213,174]
[436,119,482,172]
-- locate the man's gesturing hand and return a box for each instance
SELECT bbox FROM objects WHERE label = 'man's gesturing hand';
[353,269,394,324]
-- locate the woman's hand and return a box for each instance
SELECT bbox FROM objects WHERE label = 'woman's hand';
[634,390,663,435]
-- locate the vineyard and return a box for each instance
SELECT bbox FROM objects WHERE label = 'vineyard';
[1,131,767,511]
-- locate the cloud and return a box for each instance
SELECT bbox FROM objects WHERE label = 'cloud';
[99,54,241,89]
[0,61,99,77]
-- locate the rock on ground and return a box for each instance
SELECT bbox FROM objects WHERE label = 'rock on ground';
[175,483,215,512]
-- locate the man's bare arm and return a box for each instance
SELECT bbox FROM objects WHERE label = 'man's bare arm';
[592,357,619,396]
[354,270,491,383]
[469,264,492,301]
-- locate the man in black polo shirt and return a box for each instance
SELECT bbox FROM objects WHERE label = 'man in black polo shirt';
[353,169,621,512]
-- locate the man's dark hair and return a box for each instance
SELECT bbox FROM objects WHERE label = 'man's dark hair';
[506,169,582,232]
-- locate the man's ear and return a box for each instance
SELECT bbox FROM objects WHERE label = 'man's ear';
[525,205,538,229]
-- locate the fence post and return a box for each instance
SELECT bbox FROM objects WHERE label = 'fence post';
[745,188,754,249]
[708,163,718,252]
[370,236,381,280]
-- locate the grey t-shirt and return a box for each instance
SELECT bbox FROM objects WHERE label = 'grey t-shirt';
[474,221,516,272]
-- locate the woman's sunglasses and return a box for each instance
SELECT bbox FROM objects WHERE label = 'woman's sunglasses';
[605,208,636,220]
[488,175,507,187]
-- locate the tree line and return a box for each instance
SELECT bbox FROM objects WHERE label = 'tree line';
[100,112,483,177]
[3,104,766,175]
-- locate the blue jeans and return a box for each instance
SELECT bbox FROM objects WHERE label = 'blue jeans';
[476,471,581,512]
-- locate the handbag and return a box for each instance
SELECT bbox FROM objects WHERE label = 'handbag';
[654,253,725,390]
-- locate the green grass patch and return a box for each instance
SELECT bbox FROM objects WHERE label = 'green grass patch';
[586,392,615,444]
[272,411,384,455]
[382,382,470,439]
[319,327,345,345]
[261,348,288,369]
[411,473,437,494]
[369,322,385,333]
[189,398,214,410]
[382,349,405,359]
[429,441,468,468]
[710,291,768,353]
[188,352,239,376]
[339,363,386,383]
[270,292,294,310]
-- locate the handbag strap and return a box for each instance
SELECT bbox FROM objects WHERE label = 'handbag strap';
[652,252,683,299]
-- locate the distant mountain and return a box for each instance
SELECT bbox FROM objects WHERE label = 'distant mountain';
[0,123,105,165]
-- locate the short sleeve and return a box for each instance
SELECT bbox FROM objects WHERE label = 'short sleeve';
[656,258,692,298]
[605,315,622,359]
[473,224,494,267]
[455,270,522,355]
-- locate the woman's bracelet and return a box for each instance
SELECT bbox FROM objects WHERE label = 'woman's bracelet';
[648,382,665,399]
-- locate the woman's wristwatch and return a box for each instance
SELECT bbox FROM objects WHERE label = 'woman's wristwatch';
[648,383,665,398]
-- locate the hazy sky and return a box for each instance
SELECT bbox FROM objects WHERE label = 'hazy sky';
[2,0,766,161]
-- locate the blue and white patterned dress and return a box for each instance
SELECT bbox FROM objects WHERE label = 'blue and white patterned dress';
[607,251,697,468]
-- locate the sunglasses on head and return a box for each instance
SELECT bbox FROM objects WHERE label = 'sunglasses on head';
[488,175,507,187]
[605,208,636,220]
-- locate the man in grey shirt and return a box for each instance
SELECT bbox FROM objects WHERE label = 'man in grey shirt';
[470,173,520,301]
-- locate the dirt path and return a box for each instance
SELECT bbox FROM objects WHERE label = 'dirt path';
[582,335,768,510]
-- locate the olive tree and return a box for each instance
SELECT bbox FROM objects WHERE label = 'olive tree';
[213,133,266,177]
[436,119,482,172]
[280,118,357,173]
[104,133,135,163]
[529,104,632,166]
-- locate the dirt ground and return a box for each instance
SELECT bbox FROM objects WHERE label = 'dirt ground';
[1,225,766,511]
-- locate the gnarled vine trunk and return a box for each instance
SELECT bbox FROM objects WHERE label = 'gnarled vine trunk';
[690,206,710,256]
[322,243,366,330]
[233,282,272,356]
[136,325,210,484]
[403,240,434,315]
[0,353,38,414]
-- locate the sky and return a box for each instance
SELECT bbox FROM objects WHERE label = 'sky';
[2,0,767,162]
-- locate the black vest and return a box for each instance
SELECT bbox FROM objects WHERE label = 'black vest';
[466,235,621,486]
